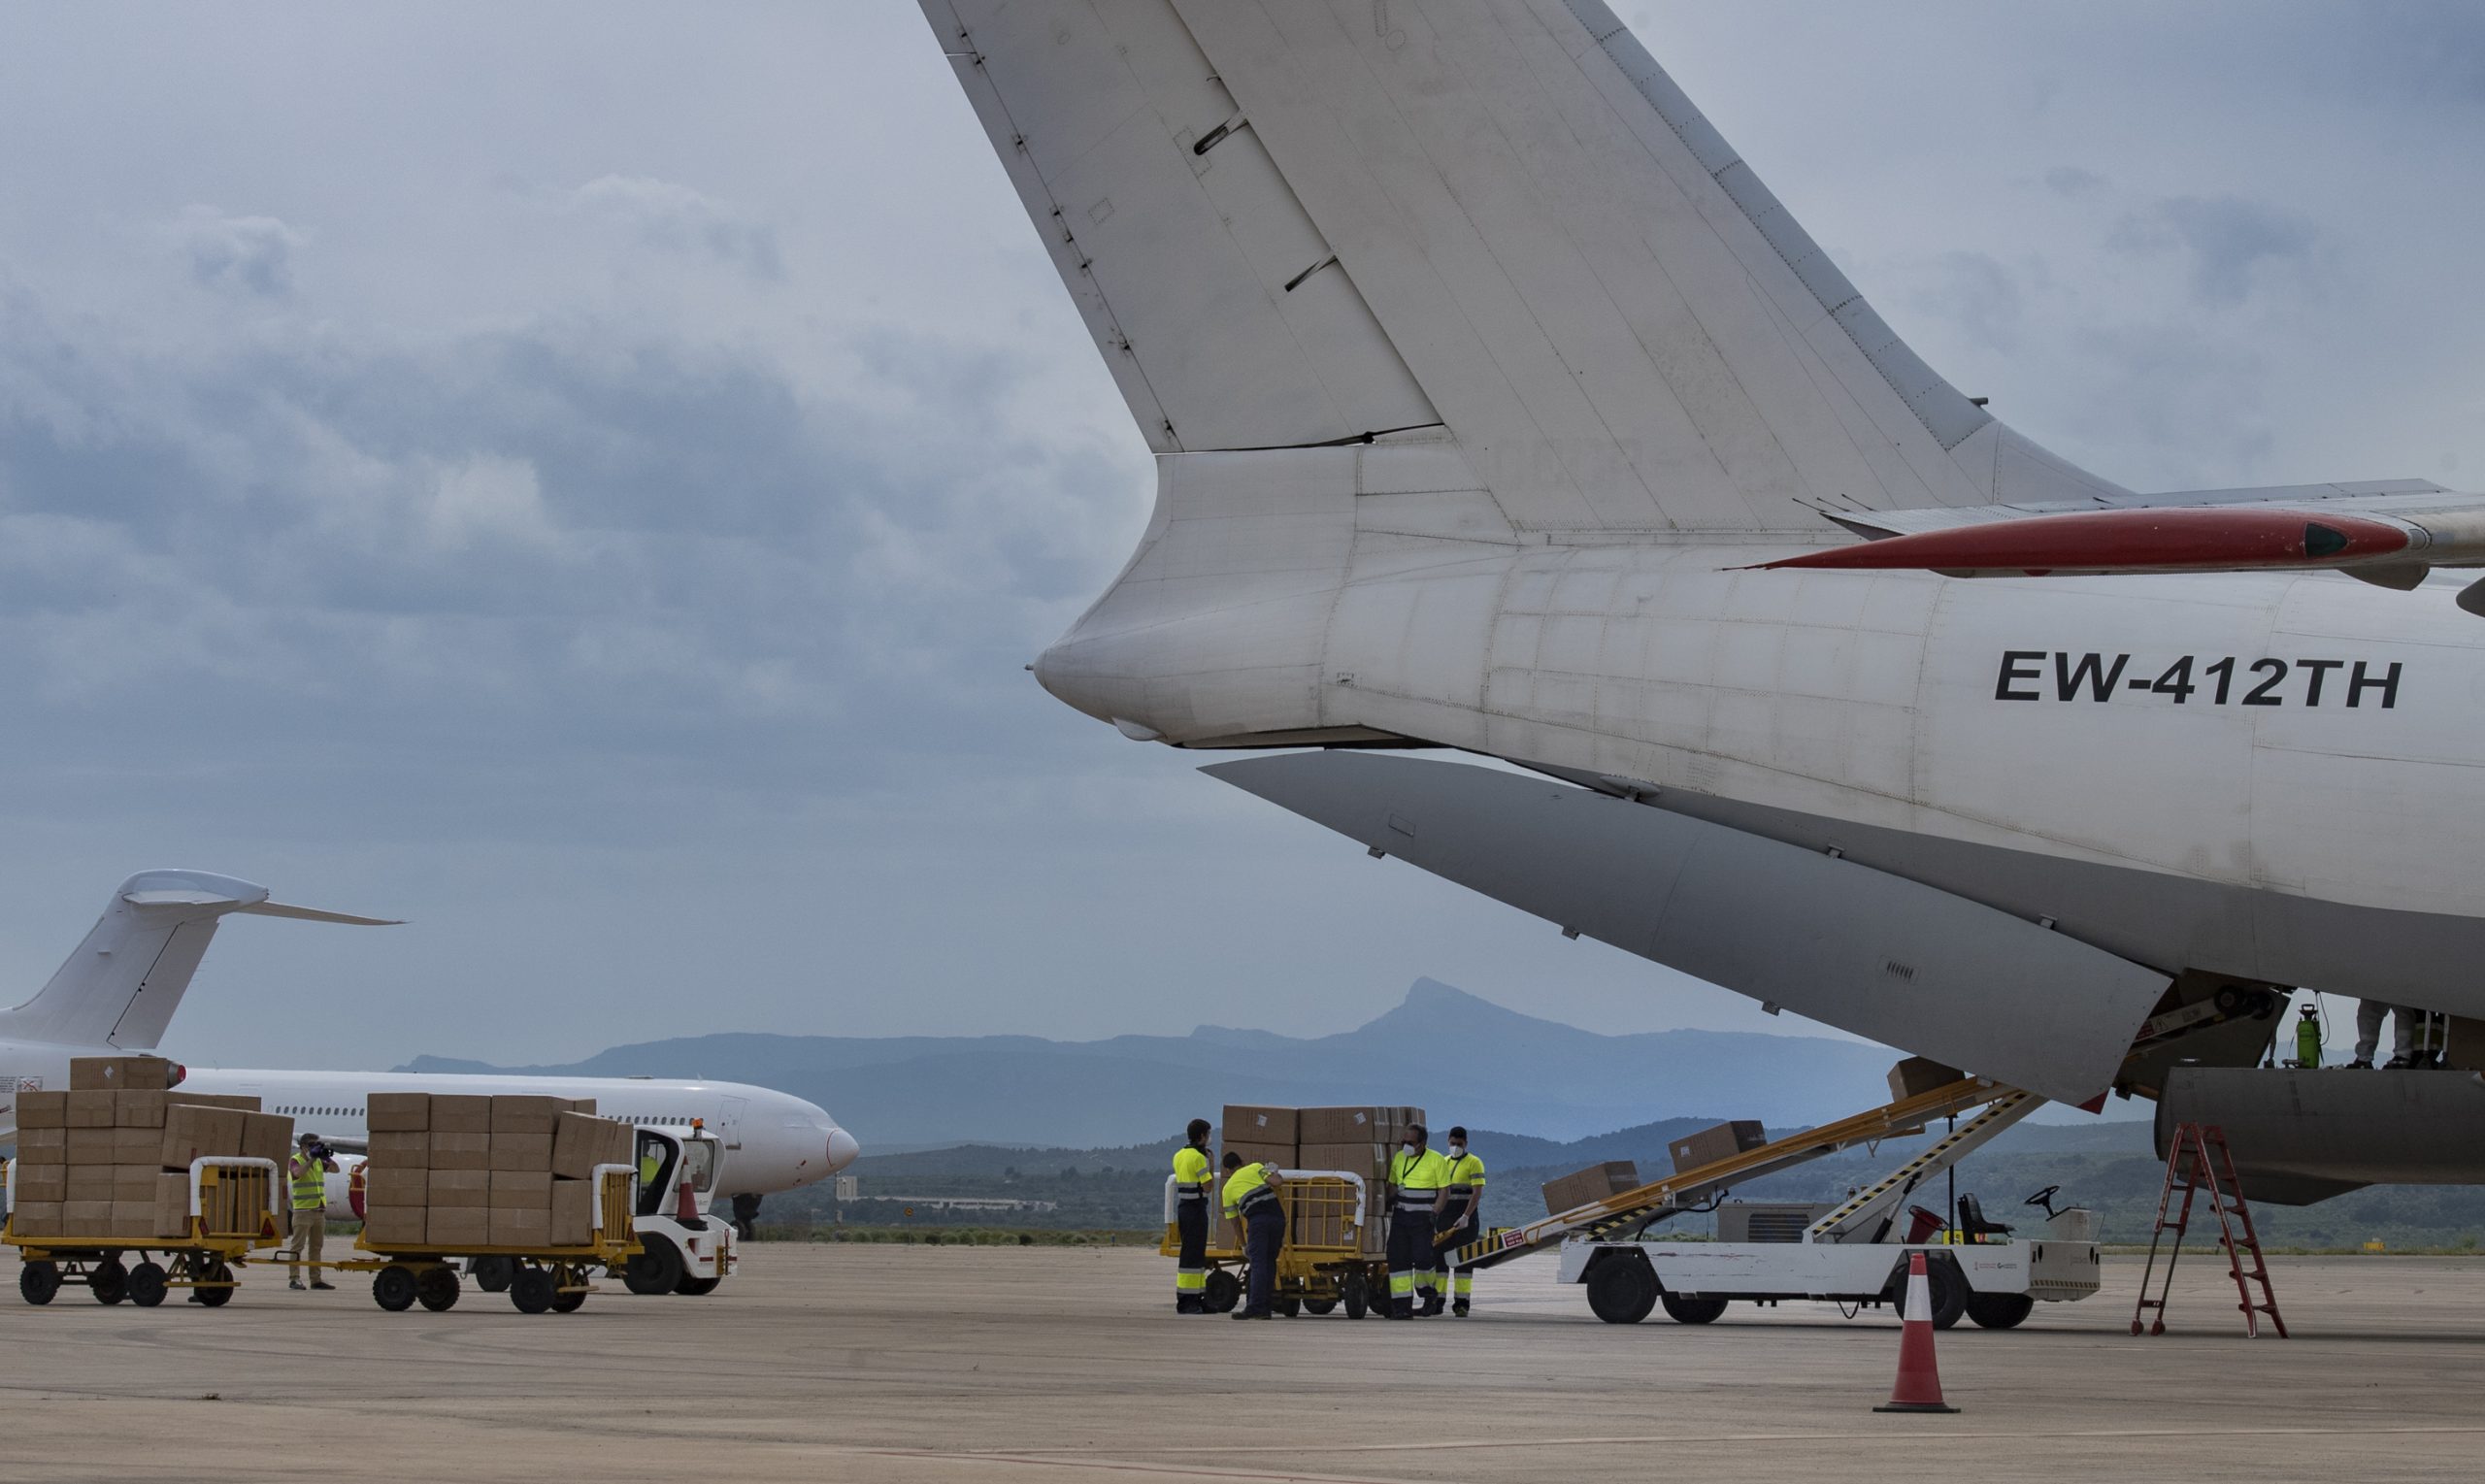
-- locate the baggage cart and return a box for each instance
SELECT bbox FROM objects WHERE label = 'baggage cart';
[6,1157,284,1307]
[1161,1170,1388,1317]
[334,1165,638,1314]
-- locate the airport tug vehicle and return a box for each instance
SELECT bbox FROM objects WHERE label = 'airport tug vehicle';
[1450,1080,2103,1329]
[463,1125,737,1301]
[8,1157,284,1307]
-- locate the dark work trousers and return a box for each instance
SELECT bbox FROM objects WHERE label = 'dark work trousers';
[1176,1200,1209,1309]
[1387,1206,1436,1317]
[1242,1207,1286,1315]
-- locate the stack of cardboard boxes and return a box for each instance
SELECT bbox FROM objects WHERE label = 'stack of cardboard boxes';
[359,1093,634,1252]
[8,1056,290,1242]
[1220,1105,1426,1256]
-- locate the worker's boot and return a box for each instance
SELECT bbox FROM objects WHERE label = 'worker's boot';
[1176,1296,1202,1315]
[288,1277,305,1291]
[2346,1059,2373,1070]
[1452,1299,1470,1317]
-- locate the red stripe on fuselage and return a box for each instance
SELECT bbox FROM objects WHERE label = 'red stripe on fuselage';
[1760,508,2409,575]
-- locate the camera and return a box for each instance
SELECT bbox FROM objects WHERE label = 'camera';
[306,1140,331,1161]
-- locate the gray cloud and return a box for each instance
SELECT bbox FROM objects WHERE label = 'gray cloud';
[2109,195,2321,307]
[171,206,301,298]
[559,175,782,280]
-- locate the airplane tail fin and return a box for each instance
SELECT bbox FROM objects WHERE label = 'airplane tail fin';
[0,871,398,1052]
[923,0,2125,533]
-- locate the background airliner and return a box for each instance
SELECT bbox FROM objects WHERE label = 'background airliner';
[0,871,858,1230]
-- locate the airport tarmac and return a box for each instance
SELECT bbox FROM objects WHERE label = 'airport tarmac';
[5,1244,2485,1483]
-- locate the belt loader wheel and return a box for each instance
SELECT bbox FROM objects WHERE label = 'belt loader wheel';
[1659,1292,1728,1325]
[89,1259,128,1305]
[373,1265,418,1312]
[19,1262,59,1306]
[127,1262,170,1308]
[510,1267,557,1314]
[1584,1252,1658,1325]
[471,1255,515,1293]
[1886,1255,1968,1331]
[1966,1292,2035,1330]
[416,1266,461,1312]
[1202,1269,1242,1314]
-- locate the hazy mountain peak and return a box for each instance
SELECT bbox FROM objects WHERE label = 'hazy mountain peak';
[1351,977,1577,1039]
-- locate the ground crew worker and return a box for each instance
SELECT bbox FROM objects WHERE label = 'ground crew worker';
[1385,1123,1448,1319]
[1172,1118,1214,1314]
[2352,999,2407,1068]
[284,1132,340,1291]
[1435,1126,1486,1317]
[1221,1150,1285,1320]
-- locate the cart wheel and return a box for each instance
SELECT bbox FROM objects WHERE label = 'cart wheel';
[1202,1269,1242,1314]
[675,1275,722,1296]
[1659,1292,1727,1325]
[416,1266,461,1312]
[1584,1253,1658,1325]
[89,1259,128,1305]
[127,1262,170,1308]
[1341,1275,1368,1321]
[622,1235,685,1296]
[19,1262,60,1306]
[510,1268,556,1314]
[550,1287,586,1313]
[195,1261,234,1306]
[471,1255,515,1293]
[372,1265,419,1312]
[1966,1292,2034,1330]
[1276,1298,1301,1318]
[1304,1298,1337,1315]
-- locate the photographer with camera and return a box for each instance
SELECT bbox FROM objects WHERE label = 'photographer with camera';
[284,1132,340,1291]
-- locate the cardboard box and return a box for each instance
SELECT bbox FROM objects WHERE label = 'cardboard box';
[112,1165,161,1202]
[365,1167,429,1209]
[66,1166,116,1202]
[11,1165,66,1204]
[114,1091,168,1129]
[488,1134,552,1172]
[551,1113,618,1180]
[63,1199,114,1234]
[66,1090,117,1128]
[488,1207,549,1247]
[11,1201,63,1237]
[428,1132,490,1171]
[1222,1140,1291,1174]
[490,1095,566,1136]
[429,1095,493,1134]
[66,1128,116,1164]
[566,1098,598,1116]
[1298,1107,1385,1143]
[70,1055,174,1092]
[490,1171,552,1210]
[161,1105,245,1169]
[16,1090,68,1129]
[241,1112,294,1169]
[110,1200,158,1238]
[1297,1141,1389,1179]
[114,1128,161,1163]
[1888,1056,1964,1103]
[1668,1121,1769,1174]
[368,1130,432,1168]
[15,1126,67,1162]
[366,1092,431,1133]
[155,1171,192,1238]
[362,1205,426,1248]
[427,1206,490,1248]
[552,1178,597,1244]
[602,1120,637,1171]
[164,1093,260,1112]
[427,1170,491,1206]
[1541,1161,1641,1216]
[1221,1105,1298,1146]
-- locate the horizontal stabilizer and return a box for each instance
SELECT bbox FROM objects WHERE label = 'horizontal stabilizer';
[238,901,402,926]
[1205,751,2167,1104]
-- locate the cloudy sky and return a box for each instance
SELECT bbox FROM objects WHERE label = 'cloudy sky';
[0,3,2477,1072]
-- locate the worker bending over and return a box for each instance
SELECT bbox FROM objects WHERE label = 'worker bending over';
[1221,1151,1286,1320]
[1172,1118,1214,1314]
[1436,1127,1486,1317]
[284,1132,340,1291]
[1385,1123,1449,1319]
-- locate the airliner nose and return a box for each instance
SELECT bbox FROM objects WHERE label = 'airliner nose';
[826,1127,860,1171]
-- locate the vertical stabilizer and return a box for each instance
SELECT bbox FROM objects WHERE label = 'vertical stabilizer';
[0,871,397,1051]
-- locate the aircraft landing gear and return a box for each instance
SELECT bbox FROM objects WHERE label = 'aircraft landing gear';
[731,1193,762,1241]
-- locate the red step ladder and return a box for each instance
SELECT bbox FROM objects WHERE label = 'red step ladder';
[2131,1121,2287,1337]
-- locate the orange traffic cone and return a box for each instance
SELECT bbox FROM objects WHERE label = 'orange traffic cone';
[676,1180,702,1223]
[1874,1251,1959,1414]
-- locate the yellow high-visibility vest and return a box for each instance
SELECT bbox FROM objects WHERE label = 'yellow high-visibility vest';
[1222,1162,1279,1219]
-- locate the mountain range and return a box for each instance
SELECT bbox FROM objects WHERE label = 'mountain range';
[403,977,1914,1146]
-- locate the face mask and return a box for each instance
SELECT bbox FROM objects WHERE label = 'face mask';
[1448,1143,1465,1157]
[1401,1141,1417,1152]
